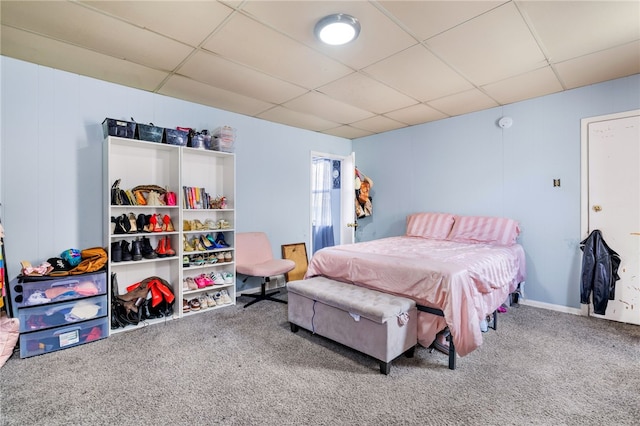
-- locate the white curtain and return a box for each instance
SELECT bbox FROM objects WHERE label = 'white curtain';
[312,158,334,253]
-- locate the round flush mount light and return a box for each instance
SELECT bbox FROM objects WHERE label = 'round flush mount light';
[315,13,360,46]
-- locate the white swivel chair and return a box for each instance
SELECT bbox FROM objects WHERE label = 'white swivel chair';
[235,232,296,308]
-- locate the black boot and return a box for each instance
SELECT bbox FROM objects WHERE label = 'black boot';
[131,238,143,261]
[141,236,158,259]
[121,240,133,262]
[111,241,122,262]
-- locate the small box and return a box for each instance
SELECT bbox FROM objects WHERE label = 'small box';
[11,272,107,308]
[18,295,108,332]
[164,128,189,146]
[136,123,164,143]
[102,118,136,139]
[19,317,109,358]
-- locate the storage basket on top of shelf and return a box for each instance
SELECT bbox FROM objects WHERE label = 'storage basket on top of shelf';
[164,128,189,146]
[135,123,164,143]
[102,118,136,139]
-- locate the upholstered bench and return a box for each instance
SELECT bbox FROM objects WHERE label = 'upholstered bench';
[287,276,417,375]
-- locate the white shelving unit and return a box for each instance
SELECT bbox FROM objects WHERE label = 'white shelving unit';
[181,147,236,315]
[104,136,236,334]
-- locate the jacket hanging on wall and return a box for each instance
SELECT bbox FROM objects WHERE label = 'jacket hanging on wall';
[579,229,621,315]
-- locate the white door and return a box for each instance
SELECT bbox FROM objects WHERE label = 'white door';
[582,110,640,325]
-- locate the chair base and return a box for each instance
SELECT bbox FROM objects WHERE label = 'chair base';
[243,284,287,308]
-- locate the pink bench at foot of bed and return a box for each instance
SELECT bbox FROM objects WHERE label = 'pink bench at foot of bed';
[287,276,417,375]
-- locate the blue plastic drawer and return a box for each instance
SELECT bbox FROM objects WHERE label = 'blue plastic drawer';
[18,295,108,332]
[19,317,109,358]
[11,272,107,308]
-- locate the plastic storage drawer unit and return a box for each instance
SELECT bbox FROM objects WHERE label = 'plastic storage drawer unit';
[18,295,108,332]
[19,317,109,358]
[11,272,107,308]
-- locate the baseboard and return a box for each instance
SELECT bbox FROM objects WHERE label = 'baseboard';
[519,299,584,316]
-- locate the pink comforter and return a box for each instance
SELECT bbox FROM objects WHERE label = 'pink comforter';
[305,236,526,357]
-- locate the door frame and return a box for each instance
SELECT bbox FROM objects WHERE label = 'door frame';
[580,109,640,316]
[310,151,354,254]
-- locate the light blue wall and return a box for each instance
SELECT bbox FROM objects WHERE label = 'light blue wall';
[0,57,351,290]
[353,73,640,310]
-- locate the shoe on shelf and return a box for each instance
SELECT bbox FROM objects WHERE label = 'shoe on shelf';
[224,251,233,262]
[222,272,234,284]
[220,290,232,305]
[216,252,226,263]
[188,298,201,311]
[120,240,133,262]
[186,277,198,290]
[198,294,209,309]
[194,275,208,289]
[183,255,190,268]
[183,220,192,231]
[205,293,217,308]
[207,253,219,264]
[204,219,219,230]
[213,292,224,306]
[183,299,190,313]
[111,241,122,262]
[162,215,175,232]
[211,272,225,285]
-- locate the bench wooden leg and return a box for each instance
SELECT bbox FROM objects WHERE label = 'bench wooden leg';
[290,323,299,333]
[404,345,416,358]
[380,361,390,375]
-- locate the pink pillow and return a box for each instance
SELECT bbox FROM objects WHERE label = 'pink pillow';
[447,215,520,246]
[406,212,456,240]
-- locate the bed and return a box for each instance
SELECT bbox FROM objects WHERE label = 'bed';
[305,212,526,359]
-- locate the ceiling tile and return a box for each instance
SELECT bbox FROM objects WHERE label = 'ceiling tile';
[1,1,194,71]
[178,50,307,104]
[322,125,374,139]
[426,2,546,85]
[202,12,353,88]
[159,74,274,116]
[384,103,448,126]
[80,1,235,47]
[350,115,407,134]
[240,1,417,69]
[554,41,640,90]
[0,26,169,91]
[427,88,498,117]
[257,106,340,132]
[378,1,503,40]
[482,66,563,105]
[282,91,375,124]
[364,44,473,102]
[518,0,640,62]
[319,72,418,114]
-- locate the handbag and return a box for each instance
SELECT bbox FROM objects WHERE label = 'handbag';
[110,179,130,205]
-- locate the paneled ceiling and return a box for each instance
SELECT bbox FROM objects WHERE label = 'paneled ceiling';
[1,1,639,138]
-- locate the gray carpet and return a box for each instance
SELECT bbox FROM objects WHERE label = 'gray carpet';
[1,295,638,426]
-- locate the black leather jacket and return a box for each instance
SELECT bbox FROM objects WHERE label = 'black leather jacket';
[579,229,621,315]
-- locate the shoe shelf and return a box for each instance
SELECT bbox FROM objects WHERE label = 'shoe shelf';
[104,136,236,333]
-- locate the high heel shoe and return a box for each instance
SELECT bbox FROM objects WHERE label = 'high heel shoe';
[183,235,194,252]
[162,215,175,232]
[192,236,206,252]
[149,214,163,232]
[200,235,216,250]
[128,213,138,233]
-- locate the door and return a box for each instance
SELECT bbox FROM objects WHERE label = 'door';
[310,152,355,255]
[581,110,640,325]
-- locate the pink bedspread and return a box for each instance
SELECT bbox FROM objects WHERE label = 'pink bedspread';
[305,236,526,357]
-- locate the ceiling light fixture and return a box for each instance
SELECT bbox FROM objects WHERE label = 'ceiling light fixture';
[315,13,360,46]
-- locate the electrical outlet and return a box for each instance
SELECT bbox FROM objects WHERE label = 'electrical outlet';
[553,179,561,187]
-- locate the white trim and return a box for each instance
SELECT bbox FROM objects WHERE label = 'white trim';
[520,299,584,316]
